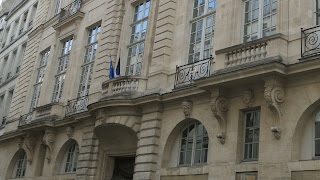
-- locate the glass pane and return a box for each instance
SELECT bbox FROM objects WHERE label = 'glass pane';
[246,113,254,127]
[263,16,271,29]
[263,5,271,16]
[203,136,208,148]
[202,149,208,163]
[197,123,203,136]
[188,124,195,137]
[254,129,259,142]
[253,143,259,158]
[272,2,277,13]
[245,1,252,12]
[316,122,320,138]
[186,151,192,164]
[252,9,259,21]
[181,138,186,150]
[316,139,320,156]
[196,137,202,149]
[253,0,259,9]
[194,150,201,163]
[252,21,258,33]
[245,144,252,159]
[179,152,184,164]
[187,140,193,150]
[245,129,253,143]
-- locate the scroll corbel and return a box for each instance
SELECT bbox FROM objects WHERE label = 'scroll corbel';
[21,133,36,165]
[42,129,56,163]
[264,77,285,139]
[210,96,229,144]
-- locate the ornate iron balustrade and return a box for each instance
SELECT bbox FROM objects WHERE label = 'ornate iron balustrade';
[19,112,33,126]
[59,0,82,23]
[1,116,6,127]
[174,56,212,88]
[301,26,320,58]
[66,95,88,116]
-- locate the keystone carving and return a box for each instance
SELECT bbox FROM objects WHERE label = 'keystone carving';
[210,96,229,144]
[243,89,254,107]
[182,99,193,118]
[42,129,56,163]
[66,127,74,138]
[264,77,285,139]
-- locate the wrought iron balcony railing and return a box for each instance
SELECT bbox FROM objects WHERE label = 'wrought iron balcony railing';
[65,95,88,116]
[59,0,82,23]
[301,26,320,58]
[174,56,212,88]
[1,116,6,127]
[19,112,33,126]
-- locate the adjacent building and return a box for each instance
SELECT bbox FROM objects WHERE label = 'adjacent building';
[0,0,319,179]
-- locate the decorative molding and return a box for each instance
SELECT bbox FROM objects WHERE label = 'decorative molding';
[42,129,56,163]
[210,95,229,144]
[181,99,193,118]
[66,127,74,138]
[243,89,254,107]
[264,76,285,139]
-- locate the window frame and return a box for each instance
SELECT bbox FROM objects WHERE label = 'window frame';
[242,0,278,43]
[178,121,209,166]
[314,111,320,158]
[126,0,150,76]
[188,0,217,64]
[52,38,73,103]
[54,0,62,16]
[30,49,50,110]
[243,109,260,162]
[77,24,101,97]
[61,142,79,174]
[13,151,27,178]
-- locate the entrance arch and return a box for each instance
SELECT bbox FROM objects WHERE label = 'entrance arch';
[95,123,139,180]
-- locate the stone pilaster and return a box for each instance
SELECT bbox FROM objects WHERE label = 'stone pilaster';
[76,121,99,180]
[134,104,162,180]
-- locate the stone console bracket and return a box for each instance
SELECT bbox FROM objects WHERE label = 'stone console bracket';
[210,88,229,144]
[263,76,285,139]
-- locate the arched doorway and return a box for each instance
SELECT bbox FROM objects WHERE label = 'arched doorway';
[95,124,138,180]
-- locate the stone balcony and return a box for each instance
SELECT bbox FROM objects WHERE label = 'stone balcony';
[101,76,148,98]
[215,33,287,71]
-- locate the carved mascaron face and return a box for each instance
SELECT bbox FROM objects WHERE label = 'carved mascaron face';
[66,127,74,138]
[182,100,193,117]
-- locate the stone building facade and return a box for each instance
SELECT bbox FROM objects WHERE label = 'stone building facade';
[0,0,320,179]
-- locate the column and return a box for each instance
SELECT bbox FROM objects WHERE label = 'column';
[134,103,162,180]
[76,121,99,180]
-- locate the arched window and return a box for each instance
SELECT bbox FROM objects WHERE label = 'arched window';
[179,122,208,166]
[13,150,27,178]
[315,111,320,156]
[62,142,79,173]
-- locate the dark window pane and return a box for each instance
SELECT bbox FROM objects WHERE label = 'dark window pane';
[315,122,320,138]
[245,129,253,143]
[179,152,184,164]
[254,129,259,142]
[202,149,208,163]
[188,124,195,137]
[194,150,201,164]
[253,143,259,159]
[316,140,320,156]
[186,151,192,164]
[180,138,186,151]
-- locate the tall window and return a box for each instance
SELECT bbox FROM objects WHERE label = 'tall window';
[63,143,79,173]
[315,111,320,156]
[188,0,216,63]
[52,38,73,102]
[316,0,320,25]
[30,50,50,110]
[77,25,100,97]
[14,150,27,178]
[126,1,150,76]
[243,0,277,42]
[244,110,260,160]
[54,0,62,15]
[179,122,208,166]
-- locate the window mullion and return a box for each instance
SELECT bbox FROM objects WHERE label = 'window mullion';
[258,0,263,38]
[191,123,197,165]
[200,17,206,60]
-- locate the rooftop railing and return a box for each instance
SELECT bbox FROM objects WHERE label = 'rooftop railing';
[174,56,212,88]
[301,26,320,58]
[59,0,82,23]
[65,95,88,116]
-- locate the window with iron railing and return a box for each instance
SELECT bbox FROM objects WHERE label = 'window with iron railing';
[52,38,73,102]
[188,0,216,64]
[126,1,150,76]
